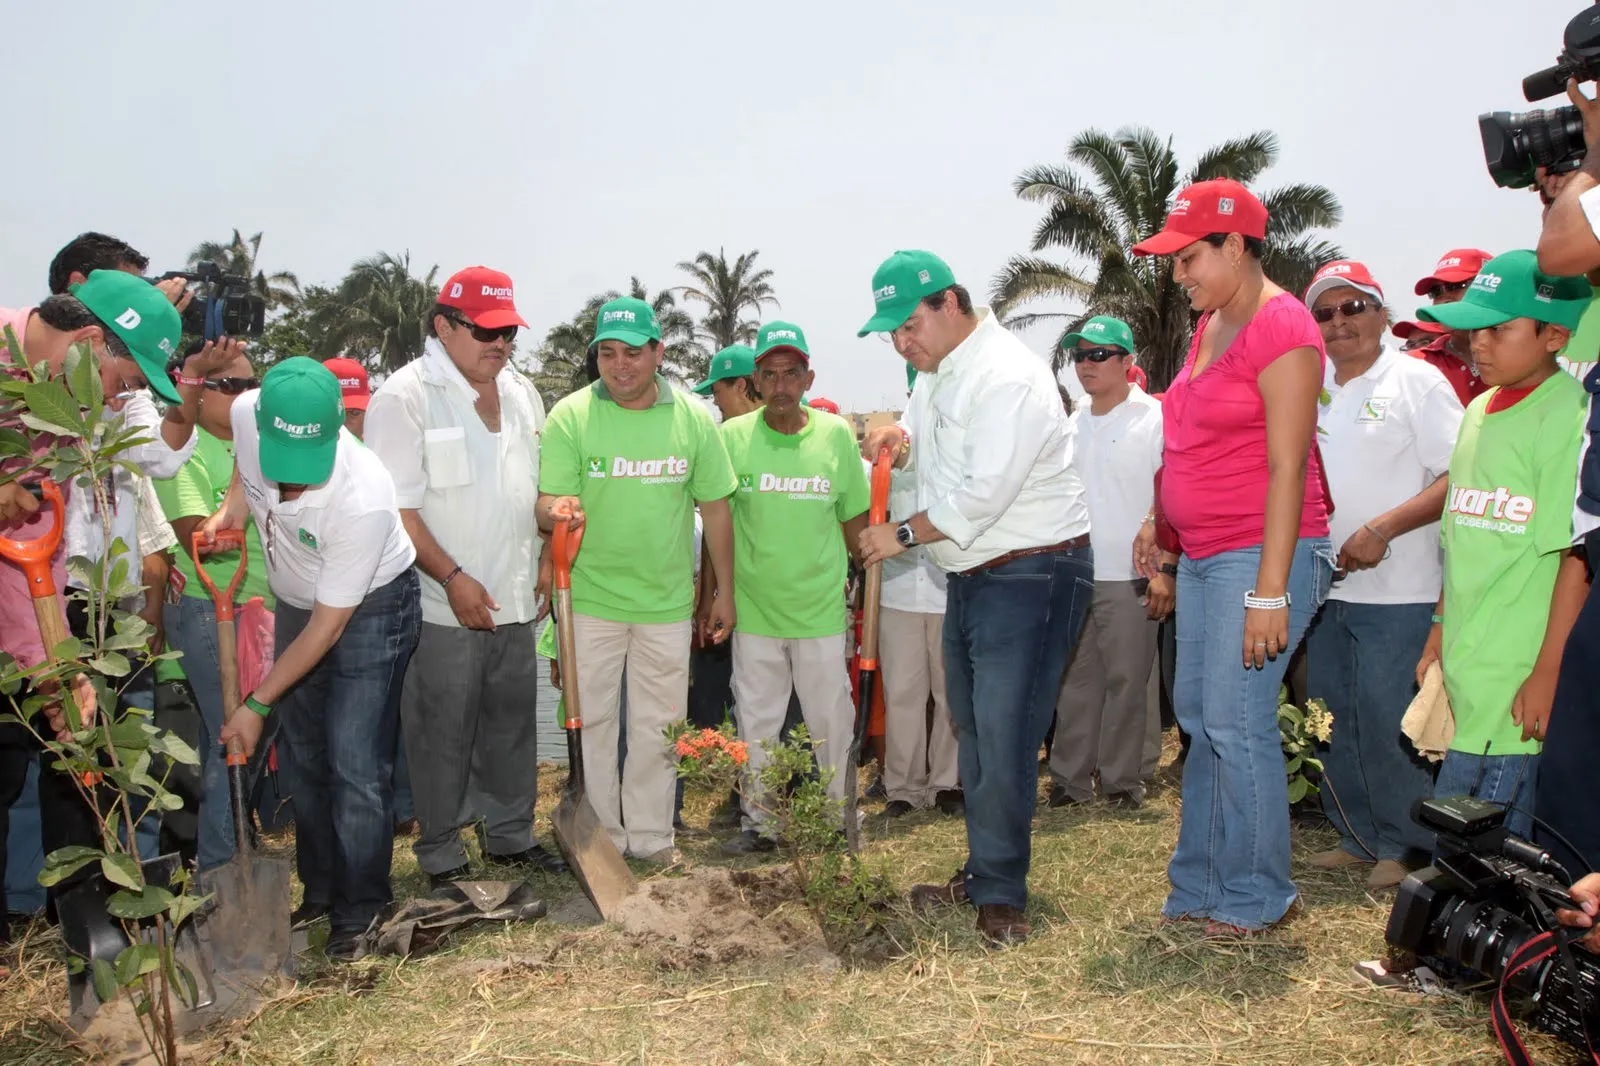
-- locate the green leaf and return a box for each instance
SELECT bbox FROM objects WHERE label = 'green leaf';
[64,342,103,409]
[114,943,161,987]
[21,381,85,438]
[167,956,200,1008]
[166,891,211,929]
[100,853,142,891]
[1285,755,1303,775]
[148,731,200,767]
[108,719,154,751]
[91,957,118,1002]
[106,886,173,920]
[17,412,81,438]
[38,845,102,887]
[1287,777,1309,804]
[47,637,84,662]
[0,427,31,457]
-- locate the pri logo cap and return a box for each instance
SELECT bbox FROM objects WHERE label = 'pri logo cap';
[755,320,811,363]
[254,356,345,485]
[320,357,370,411]
[1413,248,1493,297]
[69,270,184,403]
[592,296,661,348]
[437,265,529,329]
[1304,260,1385,308]
[1131,179,1269,258]
[1416,249,1591,332]
[857,250,958,336]
[691,345,756,395]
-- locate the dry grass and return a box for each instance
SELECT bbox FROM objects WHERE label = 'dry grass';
[0,745,1573,1066]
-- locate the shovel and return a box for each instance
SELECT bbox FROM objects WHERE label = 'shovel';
[843,448,893,852]
[189,528,294,1010]
[548,517,637,920]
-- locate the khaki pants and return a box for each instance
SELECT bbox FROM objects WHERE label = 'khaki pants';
[572,614,690,857]
[1050,580,1161,801]
[730,631,854,833]
[878,607,959,806]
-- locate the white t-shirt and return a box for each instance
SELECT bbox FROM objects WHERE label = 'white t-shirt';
[230,392,416,611]
[1070,387,1163,582]
[1317,347,1463,605]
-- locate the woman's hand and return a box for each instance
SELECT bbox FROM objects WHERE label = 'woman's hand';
[1133,522,1161,580]
[1242,605,1289,669]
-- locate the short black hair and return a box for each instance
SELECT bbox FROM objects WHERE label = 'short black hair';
[727,375,759,400]
[584,345,599,383]
[424,302,457,339]
[35,293,132,362]
[1202,233,1265,259]
[922,284,975,316]
[48,233,148,296]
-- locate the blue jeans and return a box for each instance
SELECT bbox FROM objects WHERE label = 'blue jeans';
[944,544,1094,910]
[1305,600,1437,864]
[1164,538,1333,930]
[276,571,420,935]
[1434,751,1538,846]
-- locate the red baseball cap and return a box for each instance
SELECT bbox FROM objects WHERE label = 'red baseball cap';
[808,396,840,414]
[437,266,529,329]
[1303,260,1384,307]
[322,357,370,411]
[1412,248,1493,297]
[1131,179,1269,257]
[1392,319,1449,341]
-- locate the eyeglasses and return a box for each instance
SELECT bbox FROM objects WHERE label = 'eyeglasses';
[1426,280,1471,301]
[447,313,517,344]
[1070,347,1126,364]
[203,376,260,395]
[1312,298,1377,324]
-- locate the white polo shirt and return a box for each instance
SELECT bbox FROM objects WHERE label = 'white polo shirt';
[1317,346,1463,605]
[1071,387,1163,582]
[365,338,545,627]
[902,308,1090,573]
[230,392,416,611]
[881,466,947,614]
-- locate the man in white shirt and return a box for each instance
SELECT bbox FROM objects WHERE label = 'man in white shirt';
[1048,317,1167,811]
[207,358,420,961]
[1302,261,1463,892]
[857,251,1094,947]
[366,266,568,887]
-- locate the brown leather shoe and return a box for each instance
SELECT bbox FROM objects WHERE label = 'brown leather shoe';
[909,873,969,911]
[976,904,1030,946]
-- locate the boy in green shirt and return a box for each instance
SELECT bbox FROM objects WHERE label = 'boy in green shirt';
[536,298,737,864]
[710,322,871,853]
[1415,250,1592,841]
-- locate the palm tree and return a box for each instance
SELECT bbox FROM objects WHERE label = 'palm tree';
[629,278,708,382]
[312,251,440,372]
[676,248,778,350]
[529,282,713,409]
[990,128,1343,389]
[188,229,302,310]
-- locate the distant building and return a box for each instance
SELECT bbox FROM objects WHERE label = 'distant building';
[844,410,902,442]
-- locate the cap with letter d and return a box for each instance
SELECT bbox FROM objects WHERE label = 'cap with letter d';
[857,250,957,336]
[255,356,344,485]
[70,270,183,403]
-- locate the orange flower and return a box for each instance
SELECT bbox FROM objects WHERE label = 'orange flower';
[675,738,695,758]
[727,742,749,766]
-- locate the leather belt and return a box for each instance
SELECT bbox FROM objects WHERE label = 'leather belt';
[951,534,1089,578]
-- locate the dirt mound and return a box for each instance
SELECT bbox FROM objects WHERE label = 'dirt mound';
[613,866,838,971]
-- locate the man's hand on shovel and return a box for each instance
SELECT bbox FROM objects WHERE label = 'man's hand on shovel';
[220,706,265,761]
[40,674,98,741]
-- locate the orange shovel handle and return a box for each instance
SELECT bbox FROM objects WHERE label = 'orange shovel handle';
[189,528,247,622]
[0,479,64,598]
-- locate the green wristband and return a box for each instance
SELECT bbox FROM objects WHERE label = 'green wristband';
[1431,614,1444,625]
[244,695,272,717]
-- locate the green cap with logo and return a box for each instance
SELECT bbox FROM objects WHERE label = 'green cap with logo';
[857,251,958,336]
[70,270,183,403]
[755,320,810,363]
[1063,315,1136,354]
[592,296,661,347]
[255,356,344,485]
[1417,250,1592,332]
[692,345,756,394]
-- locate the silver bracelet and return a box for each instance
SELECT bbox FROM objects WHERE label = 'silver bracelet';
[1244,590,1290,610]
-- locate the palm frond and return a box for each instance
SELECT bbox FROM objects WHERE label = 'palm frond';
[989,256,1092,320]
[1185,131,1279,186]
[1260,183,1344,237]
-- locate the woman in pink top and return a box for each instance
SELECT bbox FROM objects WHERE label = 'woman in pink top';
[1132,180,1334,935]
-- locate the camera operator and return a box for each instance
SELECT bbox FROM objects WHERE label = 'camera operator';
[1556,871,1600,952]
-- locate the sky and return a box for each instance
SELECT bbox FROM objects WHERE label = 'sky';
[0,0,1582,411]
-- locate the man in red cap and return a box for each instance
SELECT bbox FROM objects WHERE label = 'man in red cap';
[808,396,841,414]
[365,266,569,889]
[1399,249,1492,407]
[323,357,371,440]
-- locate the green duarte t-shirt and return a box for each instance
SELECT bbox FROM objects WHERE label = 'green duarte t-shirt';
[1440,371,1586,757]
[539,375,736,624]
[721,410,871,638]
[152,428,274,609]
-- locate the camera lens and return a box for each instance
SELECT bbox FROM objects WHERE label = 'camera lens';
[1479,107,1588,189]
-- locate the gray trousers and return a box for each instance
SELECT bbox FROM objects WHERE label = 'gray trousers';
[401,620,540,874]
[1050,580,1161,801]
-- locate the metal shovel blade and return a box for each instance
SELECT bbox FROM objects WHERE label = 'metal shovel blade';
[191,844,294,1010]
[551,784,637,921]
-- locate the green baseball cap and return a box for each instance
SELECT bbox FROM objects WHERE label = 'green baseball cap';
[592,296,660,347]
[254,356,344,485]
[692,345,756,394]
[1063,315,1136,354]
[755,320,810,363]
[1417,250,1591,332]
[70,270,183,403]
[856,251,958,336]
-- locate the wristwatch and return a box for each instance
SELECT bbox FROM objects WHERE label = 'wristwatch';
[895,521,917,548]
[1158,563,1178,577]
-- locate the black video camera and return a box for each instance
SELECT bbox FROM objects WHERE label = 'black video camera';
[1479,5,1600,189]
[1385,796,1600,1051]
[151,260,266,340]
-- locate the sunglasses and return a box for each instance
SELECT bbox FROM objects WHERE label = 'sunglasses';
[448,313,517,344]
[1426,280,1471,301]
[203,376,260,395]
[1312,298,1378,324]
[1071,346,1126,364]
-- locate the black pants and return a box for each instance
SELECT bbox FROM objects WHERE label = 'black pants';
[1535,531,1600,878]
